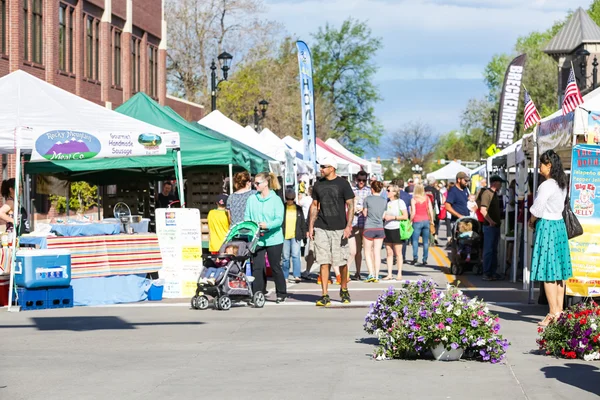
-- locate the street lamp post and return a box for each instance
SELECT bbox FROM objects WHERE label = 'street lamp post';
[593,56,598,90]
[253,99,269,131]
[576,48,590,90]
[411,164,423,180]
[210,51,233,112]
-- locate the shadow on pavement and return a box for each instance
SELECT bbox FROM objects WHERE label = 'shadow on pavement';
[0,316,206,331]
[493,308,545,324]
[541,363,600,396]
[355,337,379,346]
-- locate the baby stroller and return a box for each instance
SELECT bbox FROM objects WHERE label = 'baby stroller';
[191,221,265,311]
[449,216,483,276]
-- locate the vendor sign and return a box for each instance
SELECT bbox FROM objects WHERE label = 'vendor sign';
[29,127,172,162]
[156,208,203,298]
[537,112,574,154]
[567,144,600,297]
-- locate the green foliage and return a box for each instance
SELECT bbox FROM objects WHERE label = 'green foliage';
[50,182,97,214]
[312,18,384,155]
[483,54,511,103]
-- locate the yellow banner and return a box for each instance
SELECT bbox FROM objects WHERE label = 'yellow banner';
[486,144,501,157]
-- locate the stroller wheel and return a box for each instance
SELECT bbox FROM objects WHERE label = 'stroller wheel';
[213,297,221,310]
[218,295,232,311]
[198,295,209,310]
[252,291,266,308]
[190,295,200,310]
[450,263,459,276]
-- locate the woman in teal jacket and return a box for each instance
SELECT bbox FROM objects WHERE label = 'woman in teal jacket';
[244,172,286,303]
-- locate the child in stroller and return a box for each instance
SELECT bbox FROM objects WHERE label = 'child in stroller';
[450,217,482,276]
[191,221,265,311]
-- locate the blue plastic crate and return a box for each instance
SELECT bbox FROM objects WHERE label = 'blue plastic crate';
[13,287,47,311]
[46,286,74,309]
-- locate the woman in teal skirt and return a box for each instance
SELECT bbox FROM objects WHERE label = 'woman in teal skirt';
[528,150,572,327]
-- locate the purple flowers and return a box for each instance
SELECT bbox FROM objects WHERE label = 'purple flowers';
[451,343,459,350]
[471,320,479,327]
[446,318,453,324]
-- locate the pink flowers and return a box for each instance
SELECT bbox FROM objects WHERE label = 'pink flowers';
[437,322,445,330]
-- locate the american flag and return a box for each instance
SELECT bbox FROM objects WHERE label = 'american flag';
[562,67,584,115]
[523,90,541,130]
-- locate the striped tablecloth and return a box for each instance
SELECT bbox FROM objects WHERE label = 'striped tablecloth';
[45,234,163,278]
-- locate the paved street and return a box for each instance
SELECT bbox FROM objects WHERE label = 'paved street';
[1,237,599,399]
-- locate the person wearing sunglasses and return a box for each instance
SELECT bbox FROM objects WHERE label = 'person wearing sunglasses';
[445,171,471,246]
[349,170,370,281]
[308,156,355,306]
[244,172,287,303]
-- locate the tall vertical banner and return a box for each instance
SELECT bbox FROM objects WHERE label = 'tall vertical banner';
[296,40,317,172]
[567,144,600,297]
[495,54,527,150]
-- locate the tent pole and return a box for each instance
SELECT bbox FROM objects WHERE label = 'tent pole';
[65,182,71,219]
[529,131,539,304]
[511,163,519,283]
[97,185,101,221]
[7,145,21,312]
[228,164,233,194]
[176,149,185,208]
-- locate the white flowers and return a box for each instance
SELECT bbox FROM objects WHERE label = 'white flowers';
[445,326,451,331]
[454,309,462,316]
[476,339,485,346]
[583,352,600,361]
[446,304,454,312]
[591,323,598,331]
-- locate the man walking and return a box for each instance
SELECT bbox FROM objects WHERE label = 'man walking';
[350,170,370,280]
[478,175,504,281]
[445,172,470,246]
[308,156,355,306]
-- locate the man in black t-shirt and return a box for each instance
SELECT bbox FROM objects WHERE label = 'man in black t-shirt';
[157,181,179,208]
[308,156,355,307]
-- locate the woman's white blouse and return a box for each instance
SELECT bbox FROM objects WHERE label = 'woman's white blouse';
[529,179,567,220]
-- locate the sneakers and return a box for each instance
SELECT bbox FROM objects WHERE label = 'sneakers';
[276,296,286,304]
[365,275,379,283]
[316,294,331,307]
[340,288,351,304]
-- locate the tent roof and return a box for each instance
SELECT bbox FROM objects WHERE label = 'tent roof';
[0,70,178,154]
[325,138,382,176]
[544,8,600,54]
[199,111,275,165]
[259,128,313,174]
[426,161,471,181]
[282,136,360,176]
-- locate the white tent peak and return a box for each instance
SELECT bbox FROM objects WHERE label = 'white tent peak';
[426,161,471,181]
[0,70,179,153]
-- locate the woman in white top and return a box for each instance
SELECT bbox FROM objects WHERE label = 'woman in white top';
[528,150,572,327]
[382,185,408,280]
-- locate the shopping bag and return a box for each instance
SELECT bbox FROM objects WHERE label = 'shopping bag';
[563,195,583,239]
[399,220,413,240]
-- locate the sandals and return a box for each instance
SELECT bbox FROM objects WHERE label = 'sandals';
[537,313,555,327]
[381,276,395,281]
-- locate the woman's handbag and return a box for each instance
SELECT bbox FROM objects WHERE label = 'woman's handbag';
[399,220,413,240]
[563,194,583,240]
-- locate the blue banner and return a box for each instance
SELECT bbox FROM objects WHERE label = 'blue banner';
[296,41,317,172]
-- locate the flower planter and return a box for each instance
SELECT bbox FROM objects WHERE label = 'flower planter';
[431,343,464,361]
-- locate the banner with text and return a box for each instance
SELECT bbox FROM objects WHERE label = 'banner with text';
[156,208,203,298]
[30,127,169,162]
[495,54,527,150]
[537,112,575,154]
[567,144,600,297]
[296,40,317,172]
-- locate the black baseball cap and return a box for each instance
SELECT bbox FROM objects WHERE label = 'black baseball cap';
[489,175,506,184]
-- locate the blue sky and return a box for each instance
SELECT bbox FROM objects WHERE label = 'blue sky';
[263,0,593,157]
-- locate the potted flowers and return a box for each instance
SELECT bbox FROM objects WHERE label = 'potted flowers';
[364,280,509,363]
[537,301,600,361]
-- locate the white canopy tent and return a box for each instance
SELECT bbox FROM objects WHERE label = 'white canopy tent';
[282,136,360,176]
[198,111,279,175]
[0,70,183,312]
[426,161,471,181]
[258,128,313,174]
[325,138,382,177]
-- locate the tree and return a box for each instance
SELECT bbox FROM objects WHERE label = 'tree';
[217,38,335,139]
[389,121,437,166]
[165,0,280,103]
[50,182,97,214]
[312,18,384,155]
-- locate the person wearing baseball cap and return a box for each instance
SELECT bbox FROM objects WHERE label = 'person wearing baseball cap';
[444,171,471,247]
[478,175,504,281]
[207,194,230,254]
[309,154,355,306]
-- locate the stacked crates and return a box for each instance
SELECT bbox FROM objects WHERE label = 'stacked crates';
[12,249,73,311]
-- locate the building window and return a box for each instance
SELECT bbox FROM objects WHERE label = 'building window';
[94,20,99,80]
[23,0,28,60]
[85,16,93,78]
[68,8,74,72]
[31,0,43,64]
[148,46,158,97]
[113,29,121,86]
[59,5,66,70]
[0,0,6,54]
[131,37,140,92]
